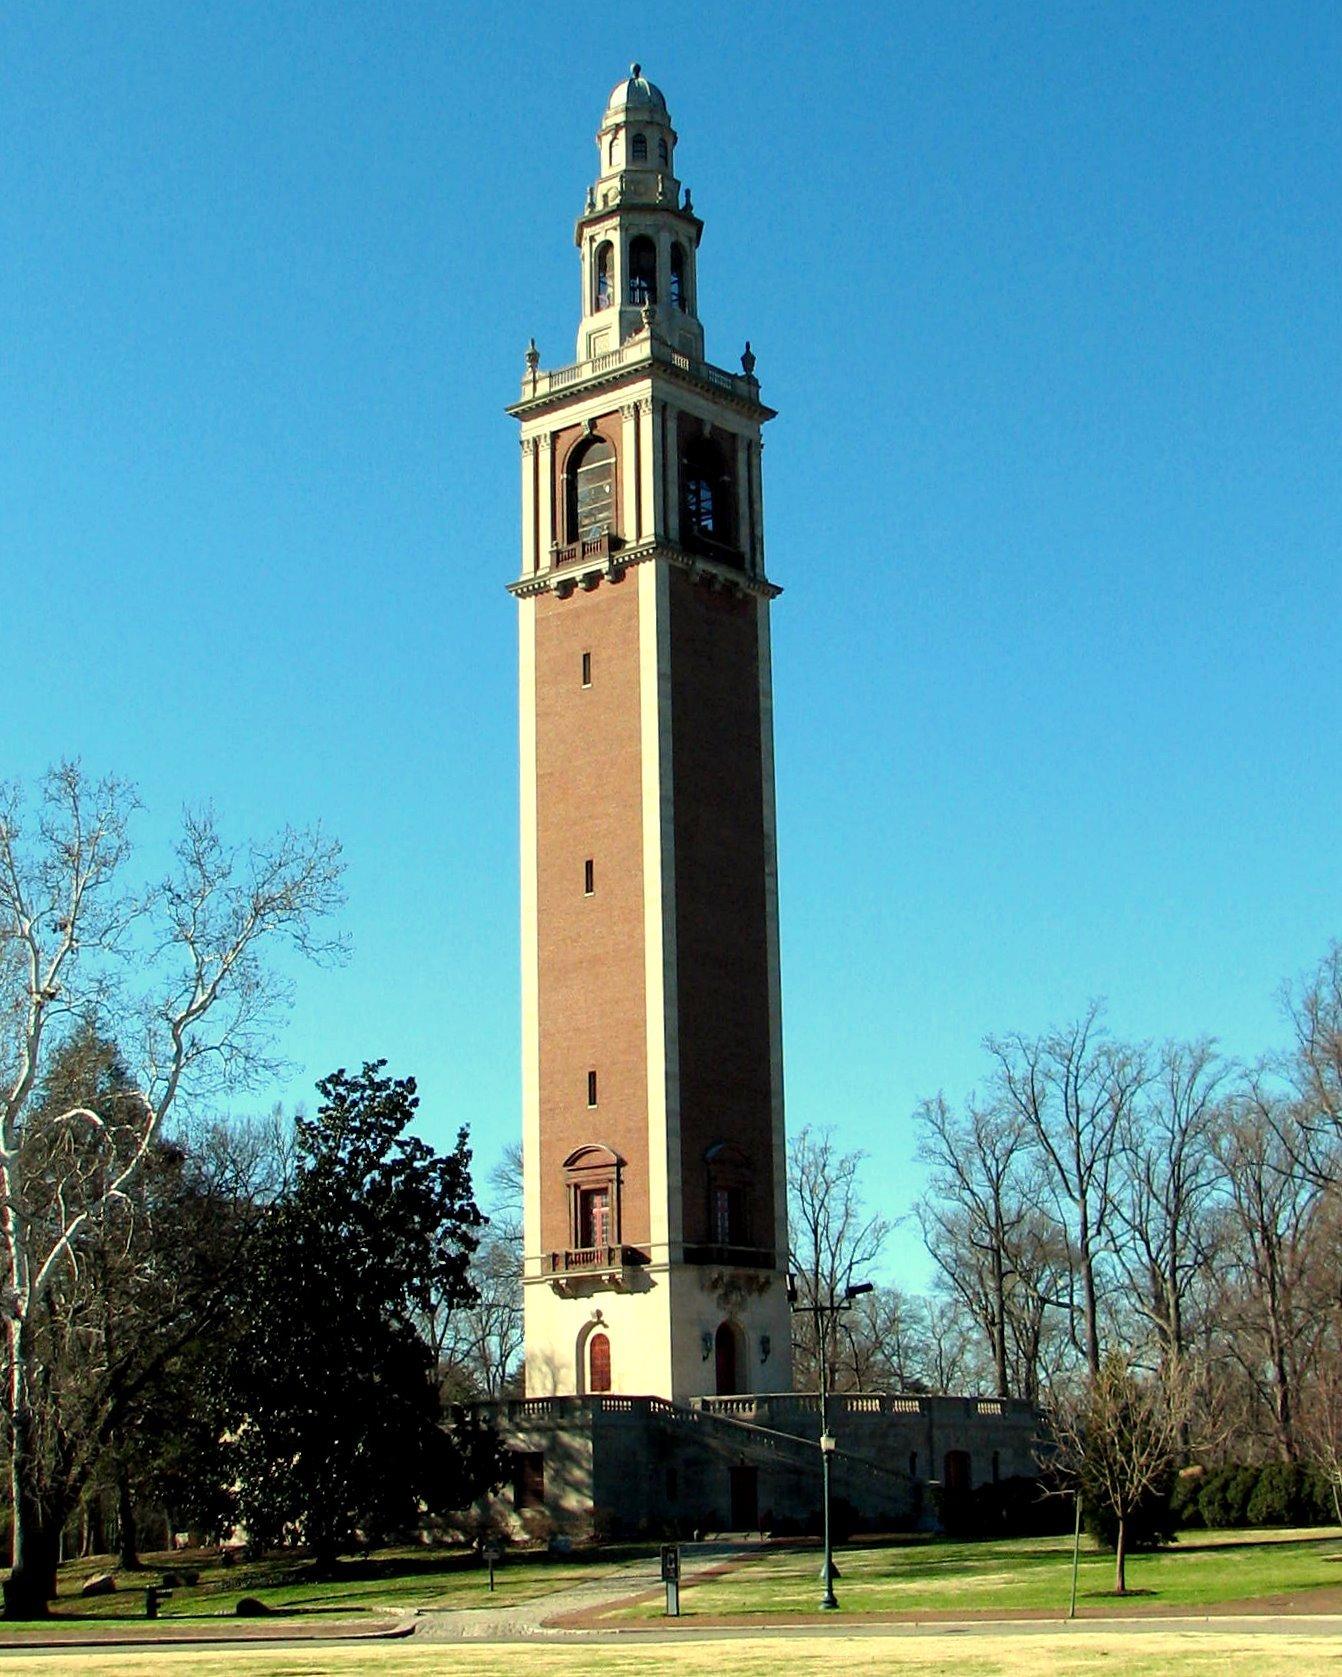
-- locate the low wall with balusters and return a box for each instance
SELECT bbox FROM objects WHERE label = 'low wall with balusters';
[460,1390,1043,1539]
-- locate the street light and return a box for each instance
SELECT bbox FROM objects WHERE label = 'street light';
[787,1274,874,1612]
[819,1426,838,1609]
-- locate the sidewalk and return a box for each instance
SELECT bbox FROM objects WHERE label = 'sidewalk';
[0,1612,412,1651]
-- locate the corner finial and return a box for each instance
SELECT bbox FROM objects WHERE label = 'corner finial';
[741,341,757,377]
[525,337,540,374]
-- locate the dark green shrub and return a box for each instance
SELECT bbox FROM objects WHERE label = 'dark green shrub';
[1200,1464,1258,1528]
[1169,1470,1204,1529]
[1084,1475,1177,1552]
[1246,1463,1301,1526]
[969,1477,1071,1538]
[1228,1465,1259,1524]
[1196,1466,1239,1528]
[1304,1468,1341,1525]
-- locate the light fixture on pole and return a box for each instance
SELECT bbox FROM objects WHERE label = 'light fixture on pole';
[786,1274,875,1613]
[819,1426,838,1610]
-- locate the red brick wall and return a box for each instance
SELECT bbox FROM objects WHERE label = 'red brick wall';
[667,571,775,1253]
[534,579,648,1255]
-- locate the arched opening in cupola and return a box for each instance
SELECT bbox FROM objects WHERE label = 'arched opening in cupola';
[628,235,657,305]
[594,241,613,311]
[670,243,687,311]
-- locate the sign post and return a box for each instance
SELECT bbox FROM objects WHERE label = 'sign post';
[661,1543,681,1617]
[483,1541,502,1594]
[1068,1496,1083,1619]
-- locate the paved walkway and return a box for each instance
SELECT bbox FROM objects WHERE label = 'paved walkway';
[414,1545,742,1642]
[0,1614,410,1655]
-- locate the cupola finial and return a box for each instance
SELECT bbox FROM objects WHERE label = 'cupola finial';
[631,61,641,77]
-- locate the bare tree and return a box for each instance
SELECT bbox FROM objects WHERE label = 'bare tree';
[920,1295,983,1394]
[1049,1351,1198,1593]
[1108,1040,1228,1371]
[838,1286,930,1392]
[1216,1083,1321,1463]
[0,764,342,1615]
[1282,942,1342,1179]
[988,1007,1147,1375]
[1297,1354,1342,1525]
[915,1093,1052,1397]
[432,1141,524,1400]
[788,1125,891,1392]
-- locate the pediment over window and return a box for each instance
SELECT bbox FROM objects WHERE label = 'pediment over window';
[705,1141,753,1179]
[563,1143,624,1174]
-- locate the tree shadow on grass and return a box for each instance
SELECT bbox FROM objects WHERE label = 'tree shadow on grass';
[870,1547,1076,1582]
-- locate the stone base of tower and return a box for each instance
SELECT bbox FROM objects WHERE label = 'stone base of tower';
[522,1262,794,1402]
[459,1392,1041,1542]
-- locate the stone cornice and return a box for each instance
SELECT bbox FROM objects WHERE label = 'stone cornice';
[508,336,776,425]
[507,540,782,602]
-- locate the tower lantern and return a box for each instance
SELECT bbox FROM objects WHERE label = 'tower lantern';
[574,66,703,365]
[510,68,790,1403]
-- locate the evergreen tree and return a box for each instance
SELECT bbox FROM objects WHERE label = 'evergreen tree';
[224,1062,500,1569]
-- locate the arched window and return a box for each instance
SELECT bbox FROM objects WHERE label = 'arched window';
[594,242,613,311]
[562,1144,623,1255]
[607,134,616,166]
[680,434,735,558]
[706,1141,753,1247]
[631,131,648,163]
[628,235,657,305]
[658,136,669,166]
[669,243,687,311]
[589,1332,611,1394]
[568,436,615,542]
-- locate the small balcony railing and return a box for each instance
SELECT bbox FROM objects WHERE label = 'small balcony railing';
[682,1242,776,1270]
[546,1244,647,1275]
[549,531,619,571]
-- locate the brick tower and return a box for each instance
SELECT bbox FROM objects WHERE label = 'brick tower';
[510,66,790,1403]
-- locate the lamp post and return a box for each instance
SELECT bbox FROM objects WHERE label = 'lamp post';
[819,1424,838,1610]
[787,1274,874,1613]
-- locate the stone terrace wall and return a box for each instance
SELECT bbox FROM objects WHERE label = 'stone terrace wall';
[465,1391,1046,1538]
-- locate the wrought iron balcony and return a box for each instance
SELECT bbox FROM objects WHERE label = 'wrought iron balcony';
[546,1244,646,1274]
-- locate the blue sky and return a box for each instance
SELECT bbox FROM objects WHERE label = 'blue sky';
[3,5,1338,1285]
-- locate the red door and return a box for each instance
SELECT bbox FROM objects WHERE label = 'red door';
[714,1323,737,1395]
[589,1332,611,1393]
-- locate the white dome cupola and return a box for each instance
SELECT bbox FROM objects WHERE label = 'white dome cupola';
[573,64,705,364]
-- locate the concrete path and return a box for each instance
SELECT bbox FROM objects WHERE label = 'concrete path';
[414,1543,745,1642]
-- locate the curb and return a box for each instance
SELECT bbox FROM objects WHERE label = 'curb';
[0,1614,415,1652]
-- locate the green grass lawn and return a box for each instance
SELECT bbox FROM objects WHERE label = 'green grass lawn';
[11,1541,646,1626]
[15,1527,1342,1635]
[619,1528,1342,1620]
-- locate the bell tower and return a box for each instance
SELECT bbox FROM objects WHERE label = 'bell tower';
[511,66,791,1403]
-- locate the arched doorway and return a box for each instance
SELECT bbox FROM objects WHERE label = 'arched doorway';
[943,1449,971,1495]
[714,1322,739,1396]
[588,1331,611,1394]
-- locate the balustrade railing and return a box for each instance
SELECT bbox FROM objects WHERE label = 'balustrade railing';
[545,1244,646,1274]
[519,336,760,405]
